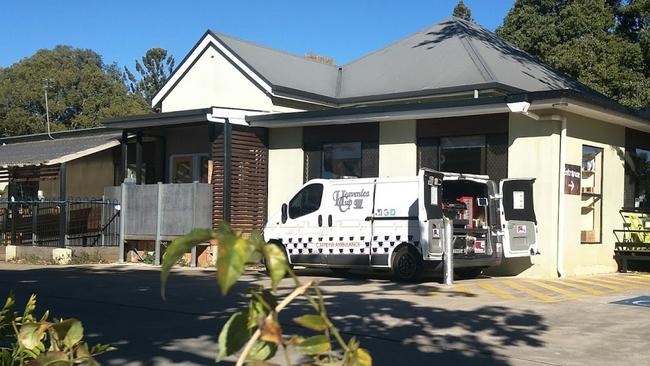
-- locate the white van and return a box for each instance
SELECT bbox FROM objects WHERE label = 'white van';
[263,168,538,281]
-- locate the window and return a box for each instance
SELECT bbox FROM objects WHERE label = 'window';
[289,184,324,219]
[439,136,486,175]
[170,154,209,183]
[627,148,650,208]
[581,145,603,243]
[322,142,362,179]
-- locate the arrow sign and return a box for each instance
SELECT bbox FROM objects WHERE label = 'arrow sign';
[564,164,581,195]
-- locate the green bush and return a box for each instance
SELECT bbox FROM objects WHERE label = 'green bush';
[0,293,113,365]
[161,224,372,366]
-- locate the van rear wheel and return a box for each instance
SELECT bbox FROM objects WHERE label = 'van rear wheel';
[392,246,423,282]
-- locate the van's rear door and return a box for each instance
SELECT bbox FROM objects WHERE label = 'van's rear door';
[418,169,445,259]
[499,178,538,257]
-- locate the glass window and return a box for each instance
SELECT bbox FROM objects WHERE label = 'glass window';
[289,184,324,219]
[581,145,603,243]
[439,136,486,175]
[322,142,362,179]
[170,155,209,183]
[628,148,650,208]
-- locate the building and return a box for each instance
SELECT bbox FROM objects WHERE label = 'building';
[144,17,650,277]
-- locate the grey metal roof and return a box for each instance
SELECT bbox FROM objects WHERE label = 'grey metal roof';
[0,130,121,167]
[209,17,595,104]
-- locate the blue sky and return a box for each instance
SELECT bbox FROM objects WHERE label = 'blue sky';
[0,0,515,70]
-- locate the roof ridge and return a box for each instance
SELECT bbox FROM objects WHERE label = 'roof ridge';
[341,20,451,67]
[210,30,340,69]
[456,21,496,83]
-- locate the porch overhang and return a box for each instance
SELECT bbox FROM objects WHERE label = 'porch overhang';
[246,90,650,132]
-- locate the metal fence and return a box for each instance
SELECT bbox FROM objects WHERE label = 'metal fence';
[0,199,120,247]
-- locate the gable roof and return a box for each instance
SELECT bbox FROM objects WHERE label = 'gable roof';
[0,129,121,167]
[153,17,603,108]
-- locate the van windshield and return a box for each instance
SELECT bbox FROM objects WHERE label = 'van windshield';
[289,184,324,219]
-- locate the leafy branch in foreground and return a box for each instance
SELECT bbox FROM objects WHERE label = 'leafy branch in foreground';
[161,224,372,366]
[0,293,113,365]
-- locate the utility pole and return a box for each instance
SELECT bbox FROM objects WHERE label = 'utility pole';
[42,78,54,140]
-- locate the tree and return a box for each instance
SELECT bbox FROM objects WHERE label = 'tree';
[124,48,175,107]
[452,0,474,22]
[497,0,650,109]
[0,46,149,137]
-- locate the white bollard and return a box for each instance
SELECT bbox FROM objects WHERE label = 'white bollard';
[443,216,454,286]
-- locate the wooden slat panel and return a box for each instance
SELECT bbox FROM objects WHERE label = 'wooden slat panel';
[212,129,268,233]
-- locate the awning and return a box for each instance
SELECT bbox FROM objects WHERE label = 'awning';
[0,129,122,168]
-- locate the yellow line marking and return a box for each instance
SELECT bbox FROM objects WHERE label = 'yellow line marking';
[619,275,650,284]
[478,283,517,300]
[555,279,606,296]
[609,276,650,286]
[503,280,557,302]
[526,280,584,299]
[588,277,639,289]
[452,285,474,296]
[568,278,623,291]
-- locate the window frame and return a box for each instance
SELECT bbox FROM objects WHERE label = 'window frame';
[168,153,210,184]
[580,145,604,244]
[288,183,324,219]
[321,141,363,179]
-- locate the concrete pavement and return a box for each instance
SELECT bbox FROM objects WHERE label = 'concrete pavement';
[0,263,648,365]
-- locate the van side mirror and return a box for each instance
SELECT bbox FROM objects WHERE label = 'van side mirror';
[281,203,288,224]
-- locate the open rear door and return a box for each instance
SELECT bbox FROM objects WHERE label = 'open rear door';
[418,168,445,259]
[499,178,538,257]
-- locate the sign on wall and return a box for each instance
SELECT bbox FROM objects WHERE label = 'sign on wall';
[564,164,581,195]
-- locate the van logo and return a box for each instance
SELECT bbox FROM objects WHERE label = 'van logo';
[332,189,370,212]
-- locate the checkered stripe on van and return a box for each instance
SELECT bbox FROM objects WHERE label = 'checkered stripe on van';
[280,236,369,255]
[370,234,418,254]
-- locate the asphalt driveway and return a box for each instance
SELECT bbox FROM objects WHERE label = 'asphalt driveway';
[0,264,648,365]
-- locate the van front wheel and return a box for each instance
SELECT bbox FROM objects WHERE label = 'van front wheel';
[392,246,423,282]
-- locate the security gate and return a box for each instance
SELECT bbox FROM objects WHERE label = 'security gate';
[0,199,120,247]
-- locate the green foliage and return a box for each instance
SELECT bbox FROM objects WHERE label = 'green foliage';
[0,293,113,365]
[0,46,150,137]
[161,224,373,365]
[497,0,650,108]
[124,48,175,106]
[452,0,474,22]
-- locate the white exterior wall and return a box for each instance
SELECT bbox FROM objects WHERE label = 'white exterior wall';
[160,46,297,113]
[267,128,304,218]
[379,120,417,177]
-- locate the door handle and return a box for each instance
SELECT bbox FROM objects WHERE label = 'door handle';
[328,214,332,227]
[318,215,323,227]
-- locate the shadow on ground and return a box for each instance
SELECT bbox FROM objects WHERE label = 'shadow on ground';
[0,265,548,365]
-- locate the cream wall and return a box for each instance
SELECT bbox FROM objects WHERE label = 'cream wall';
[500,112,561,278]
[161,46,296,113]
[40,149,115,199]
[267,128,304,218]
[562,112,625,276]
[379,120,417,177]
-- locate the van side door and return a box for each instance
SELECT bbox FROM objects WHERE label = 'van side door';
[418,169,445,260]
[499,178,538,257]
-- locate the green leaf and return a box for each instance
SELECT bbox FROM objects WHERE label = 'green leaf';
[297,335,331,355]
[160,228,214,299]
[293,314,327,331]
[247,340,278,361]
[216,311,251,362]
[263,244,287,290]
[18,323,46,350]
[350,347,372,366]
[52,319,84,348]
[215,225,250,296]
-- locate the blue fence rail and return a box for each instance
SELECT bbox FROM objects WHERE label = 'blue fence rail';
[0,199,120,247]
